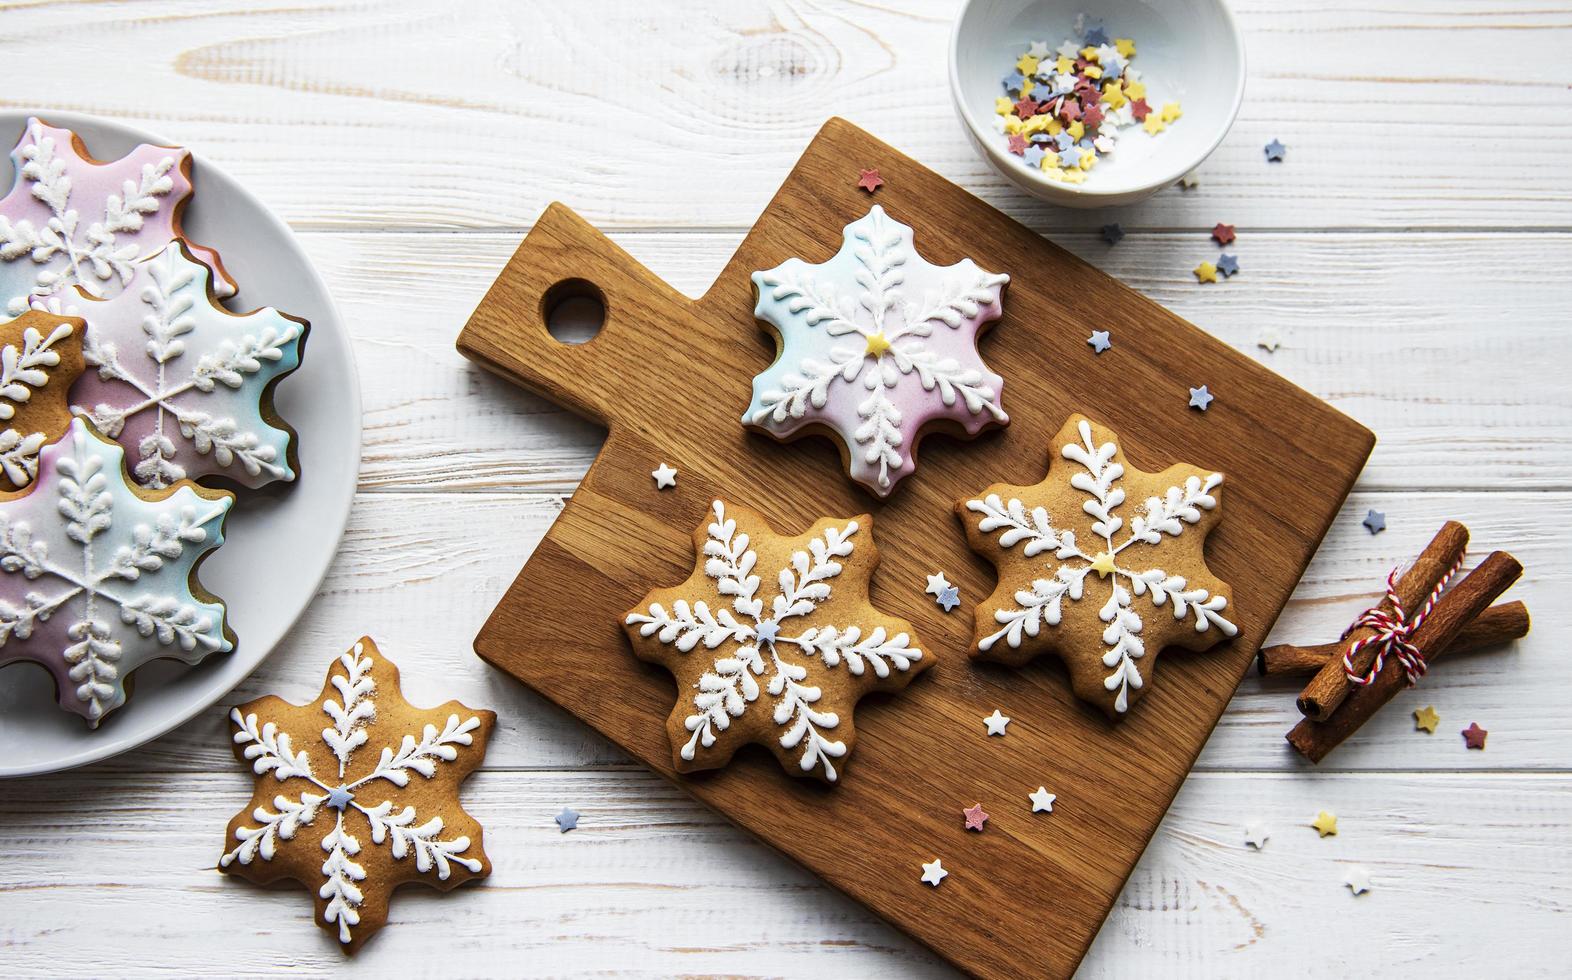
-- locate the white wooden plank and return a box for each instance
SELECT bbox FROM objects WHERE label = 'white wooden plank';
[1,769,1566,976]
[74,487,1558,776]
[2,1,1568,231]
[292,230,1572,493]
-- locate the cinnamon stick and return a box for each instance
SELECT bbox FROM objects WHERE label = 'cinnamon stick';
[1296,520,1470,721]
[1287,550,1522,764]
[1259,600,1529,677]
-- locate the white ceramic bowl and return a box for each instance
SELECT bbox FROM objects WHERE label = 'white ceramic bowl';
[949,0,1246,208]
[0,111,362,776]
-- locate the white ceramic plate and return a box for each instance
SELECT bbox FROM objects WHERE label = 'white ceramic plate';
[0,111,360,777]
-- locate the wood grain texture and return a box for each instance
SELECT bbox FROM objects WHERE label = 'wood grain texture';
[456,119,1373,978]
[2,0,1567,231]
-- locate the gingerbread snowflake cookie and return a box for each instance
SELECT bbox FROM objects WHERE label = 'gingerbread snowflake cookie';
[219,637,494,953]
[624,500,928,782]
[0,307,85,490]
[0,117,235,315]
[71,241,307,489]
[957,415,1238,717]
[744,205,1009,497]
[0,417,234,725]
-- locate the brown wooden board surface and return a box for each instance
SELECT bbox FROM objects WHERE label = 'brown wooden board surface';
[456,118,1374,979]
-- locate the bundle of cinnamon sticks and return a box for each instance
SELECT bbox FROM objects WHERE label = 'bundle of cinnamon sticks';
[1258,521,1528,763]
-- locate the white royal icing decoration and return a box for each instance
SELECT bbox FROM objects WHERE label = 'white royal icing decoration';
[0,317,73,486]
[625,500,921,782]
[965,419,1237,713]
[221,641,485,945]
[745,206,1009,496]
[73,243,305,489]
[0,417,233,725]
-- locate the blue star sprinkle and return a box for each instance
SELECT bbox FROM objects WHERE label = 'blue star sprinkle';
[1085,26,1109,46]
[754,619,780,644]
[1004,72,1026,94]
[1101,222,1124,245]
[1054,131,1075,150]
[325,785,355,811]
[1088,330,1112,353]
[1265,138,1287,162]
[1217,253,1239,277]
[1023,144,1047,167]
[1058,145,1083,168]
[938,585,960,612]
[1188,385,1214,411]
[555,807,580,832]
[1363,509,1386,534]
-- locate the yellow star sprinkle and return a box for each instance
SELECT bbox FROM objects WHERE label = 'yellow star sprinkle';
[1115,38,1136,58]
[864,332,892,358]
[1063,169,1087,184]
[1004,117,1023,134]
[1414,705,1440,733]
[1194,261,1219,283]
[1142,115,1167,136]
[1068,120,1085,141]
[1161,102,1183,123]
[1089,552,1116,577]
[1125,80,1147,100]
[1056,55,1073,74]
[1024,114,1053,135]
[1080,46,1099,61]
[995,96,1013,115]
[1045,118,1063,136]
[1079,150,1097,171]
[1041,165,1066,182]
[1017,54,1039,76]
[1102,82,1127,109]
[1312,811,1338,837]
[1020,78,1036,98]
[1084,64,1103,80]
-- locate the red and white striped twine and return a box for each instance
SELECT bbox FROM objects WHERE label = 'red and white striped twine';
[1341,553,1465,688]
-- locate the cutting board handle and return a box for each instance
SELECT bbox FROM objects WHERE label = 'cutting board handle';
[456,202,690,428]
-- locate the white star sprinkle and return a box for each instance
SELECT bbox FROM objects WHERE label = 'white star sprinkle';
[983,710,1011,736]
[1029,787,1056,813]
[1256,326,1282,352]
[1027,40,1051,61]
[925,571,952,597]
[1244,821,1269,849]
[651,462,678,489]
[921,858,948,886]
[1344,865,1371,895]
[1179,170,1200,188]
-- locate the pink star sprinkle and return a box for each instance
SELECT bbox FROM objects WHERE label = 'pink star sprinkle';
[856,168,884,193]
[963,803,989,831]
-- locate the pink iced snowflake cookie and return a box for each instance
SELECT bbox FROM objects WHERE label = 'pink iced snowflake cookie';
[0,116,236,315]
[70,241,307,490]
[744,205,1009,497]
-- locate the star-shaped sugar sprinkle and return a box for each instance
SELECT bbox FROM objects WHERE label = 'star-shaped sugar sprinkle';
[1217,253,1239,278]
[937,585,960,612]
[651,462,678,489]
[1008,133,1029,155]
[1363,509,1386,534]
[1257,326,1283,352]
[1088,330,1112,353]
[963,803,989,831]
[218,638,493,952]
[1244,822,1269,849]
[1344,866,1372,895]
[1023,144,1047,168]
[1414,705,1440,733]
[1085,26,1109,46]
[1029,787,1056,813]
[921,858,948,886]
[1312,811,1338,837]
[1189,385,1214,411]
[1211,222,1236,245]
[1462,722,1488,749]
[1194,261,1219,283]
[1129,98,1152,121]
[1057,145,1082,168]
[555,807,579,832]
[1101,222,1125,245]
[1027,40,1051,61]
[1179,170,1199,188]
[1057,40,1080,60]
[856,168,884,193]
[926,571,952,597]
[1265,139,1287,162]
[983,709,1011,736]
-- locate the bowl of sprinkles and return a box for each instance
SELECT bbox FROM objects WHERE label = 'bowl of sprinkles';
[950,0,1245,207]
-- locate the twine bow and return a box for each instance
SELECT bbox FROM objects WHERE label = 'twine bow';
[1341,556,1463,688]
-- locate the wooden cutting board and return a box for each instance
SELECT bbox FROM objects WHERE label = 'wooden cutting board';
[457,118,1373,978]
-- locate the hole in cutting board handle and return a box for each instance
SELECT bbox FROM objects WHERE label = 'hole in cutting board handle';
[542,278,606,345]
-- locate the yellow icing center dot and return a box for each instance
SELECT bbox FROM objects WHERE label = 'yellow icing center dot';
[1090,551,1116,577]
[865,332,892,358]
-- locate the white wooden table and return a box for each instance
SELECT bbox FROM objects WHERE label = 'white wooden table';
[2,2,1568,975]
